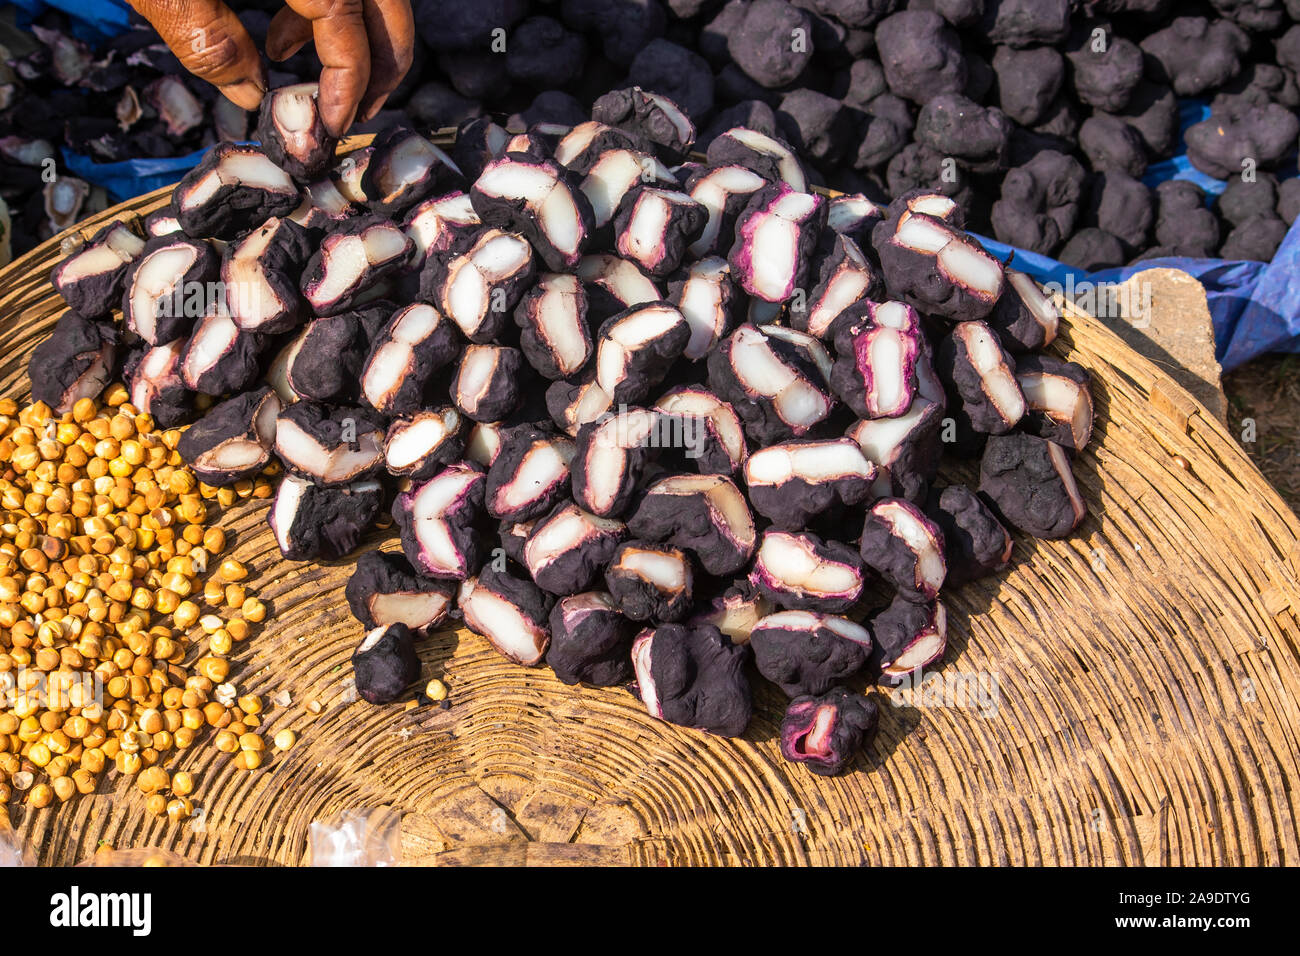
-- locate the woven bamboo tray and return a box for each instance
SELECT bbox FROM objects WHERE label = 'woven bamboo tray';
[4,150,1300,867]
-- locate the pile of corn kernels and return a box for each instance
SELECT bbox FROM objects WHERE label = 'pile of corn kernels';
[0,387,287,818]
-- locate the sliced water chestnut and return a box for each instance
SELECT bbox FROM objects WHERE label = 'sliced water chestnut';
[628,473,757,576]
[729,182,827,304]
[514,272,591,380]
[273,401,385,486]
[605,541,694,623]
[256,82,338,182]
[827,193,885,249]
[450,344,527,423]
[613,186,708,277]
[352,623,421,705]
[52,221,145,318]
[383,407,465,481]
[980,432,1086,540]
[504,130,551,161]
[577,253,663,324]
[345,549,456,633]
[285,308,380,404]
[451,117,511,181]
[570,407,660,517]
[749,530,865,613]
[750,611,873,697]
[301,215,414,316]
[887,190,965,229]
[666,256,742,361]
[706,323,835,444]
[689,580,773,644]
[1014,355,1094,450]
[631,623,752,737]
[594,302,690,404]
[684,164,768,259]
[873,210,1005,322]
[179,299,262,396]
[464,421,507,469]
[126,339,193,428]
[869,595,947,686]
[654,385,748,475]
[847,394,946,503]
[579,148,678,232]
[705,127,809,193]
[859,498,946,604]
[288,178,360,231]
[499,518,535,565]
[780,687,878,776]
[925,484,1013,586]
[458,566,554,666]
[393,462,487,580]
[546,591,636,686]
[484,426,575,522]
[552,120,647,174]
[268,474,382,561]
[470,155,595,271]
[361,125,463,217]
[177,386,281,485]
[831,321,922,420]
[172,143,300,240]
[744,438,876,530]
[424,228,535,342]
[936,320,1026,435]
[523,500,628,595]
[222,216,313,334]
[546,373,613,437]
[789,235,881,341]
[987,269,1060,353]
[331,147,374,205]
[28,311,116,416]
[592,87,697,164]
[145,210,183,238]
[360,303,462,416]
[403,191,481,267]
[122,235,220,346]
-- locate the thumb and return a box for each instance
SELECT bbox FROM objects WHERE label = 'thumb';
[127,0,267,111]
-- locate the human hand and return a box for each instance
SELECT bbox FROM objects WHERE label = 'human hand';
[125,0,415,137]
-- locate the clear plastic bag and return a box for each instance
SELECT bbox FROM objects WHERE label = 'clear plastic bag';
[308,808,401,866]
[0,813,34,867]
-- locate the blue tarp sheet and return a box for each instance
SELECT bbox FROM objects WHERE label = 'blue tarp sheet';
[11,0,1300,370]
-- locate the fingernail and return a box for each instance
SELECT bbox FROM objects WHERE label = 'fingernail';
[322,106,357,139]
[267,39,305,62]
[359,94,390,124]
[220,79,265,112]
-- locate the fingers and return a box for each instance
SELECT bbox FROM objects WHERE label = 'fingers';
[266,7,313,62]
[357,0,416,123]
[285,0,371,138]
[126,0,265,111]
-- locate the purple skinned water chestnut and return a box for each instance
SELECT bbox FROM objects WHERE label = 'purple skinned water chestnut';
[177,387,281,486]
[631,623,753,737]
[52,221,145,319]
[751,610,873,697]
[393,462,488,580]
[346,549,456,633]
[859,497,947,603]
[459,565,554,666]
[547,591,637,686]
[780,686,879,775]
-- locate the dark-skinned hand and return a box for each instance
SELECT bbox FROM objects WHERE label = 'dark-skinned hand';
[125,0,414,137]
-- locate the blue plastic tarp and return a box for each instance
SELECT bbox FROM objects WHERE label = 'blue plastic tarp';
[8,0,131,45]
[61,146,212,205]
